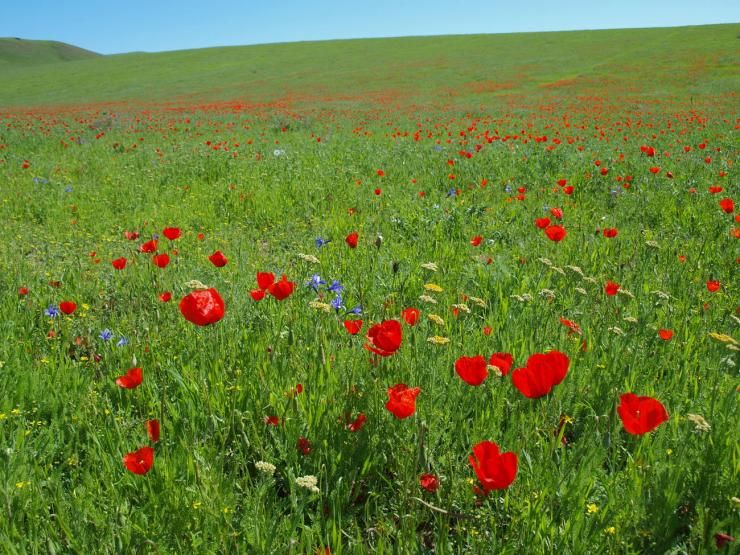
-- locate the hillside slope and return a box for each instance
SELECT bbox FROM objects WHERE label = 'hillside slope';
[0,38,99,68]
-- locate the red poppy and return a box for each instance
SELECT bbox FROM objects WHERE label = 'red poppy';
[605,281,620,296]
[250,289,266,301]
[385,384,420,419]
[534,217,551,229]
[489,352,513,376]
[470,235,483,247]
[115,367,143,389]
[162,227,181,240]
[264,415,281,426]
[469,441,518,493]
[376,169,385,177]
[454,355,489,386]
[617,393,668,434]
[559,317,582,335]
[708,186,723,194]
[179,288,225,326]
[297,437,312,456]
[658,329,673,341]
[511,351,570,398]
[550,207,563,220]
[18,287,29,296]
[706,280,721,293]
[649,166,660,174]
[208,250,228,267]
[419,473,440,493]
[600,167,608,176]
[715,533,735,549]
[544,225,566,242]
[401,308,420,326]
[563,186,574,195]
[374,188,382,195]
[146,419,160,443]
[345,231,358,248]
[159,291,172,302]
[152,253,170,268]
[197,232,205,241]
[268,275,295,300]
[111,257,127,270]
[256,272,275,290]
[557,179,567,187]
[365,320,403,356]
[123,446,154,475]
[59,301,77,315]
[347,413,366,432]
[124,231,140,241]
[483,326,493,336]
[719,198,734,214]
[343,319,363,335]
[603,228,618,238]
[139,239,157,253]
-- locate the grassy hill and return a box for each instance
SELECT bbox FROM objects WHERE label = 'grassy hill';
[0,38,99,68]
[0,24,737,108]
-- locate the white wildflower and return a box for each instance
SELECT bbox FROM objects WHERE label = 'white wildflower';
[255,461,276,476]
[296,475,320,494]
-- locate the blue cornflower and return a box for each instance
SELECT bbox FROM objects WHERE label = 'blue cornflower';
[315,237,330,248]
[99,329,113,341]
[116,337,129,347]
[447,188,457,197]
[45,305,59,318]
[327,280,344,293]
[347,305,362,315]
[306,274,326,292]
[330,294,344,312]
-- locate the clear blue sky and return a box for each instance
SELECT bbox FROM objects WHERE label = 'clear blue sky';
[2,0,738,54]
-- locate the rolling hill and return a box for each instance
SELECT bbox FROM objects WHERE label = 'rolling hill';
[0,38,99,68]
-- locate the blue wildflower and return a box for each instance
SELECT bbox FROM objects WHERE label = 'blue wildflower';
[504,185,512,193]
[447,188,457,197]
[65,187,72,193]
[45,305,59,318]
[347,305,362,315]
[315,237,330,248]
[99,329,113,341]
[306,274,326,292]
[116,337,129,347]
[330,294,344,312]
[327,280,344,293]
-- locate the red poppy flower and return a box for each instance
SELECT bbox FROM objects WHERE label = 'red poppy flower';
[139,239,157,253]
[469,441,518,493]
[708,186,723,194]
[401,307,420,326]
[159,291,172,302]
[264,415,281,426]
[250,289,266,301]
[347,413,366,432]
[208,250,228,267]
[376,169,385,177]
[559,317,582,335]
[124,231,140,241]
[719,198,734,214]
[256,272,275,290]
[197,232,205,241]
[179,288,225,326]
[603,228,618,238]
[511,351,570,398]
[563,186,574,195]
[600,167,608,176]
[59,301,77,315]
[535,217,551,229]
[385,383,420,419]
[715,533,735,549]
[658,329,673,341]
[146,419,160,443]
[345,231,358,248]
[605,281,620,296]
[162,227,181,240]
[152,253,170,268]
[557,179,567,187]
[268,275,295,300]
[123,446,154,475]
[544,225,566,242]
[115,367,143,389]
[18,287,29,296]
[343,319,363,335]
[374,188,382,195]
[111,257,127,270]
[419,473,440,493]
[365,320,402,357]
[488,352,513,376]
[454,355,489,386]
[706,280,721,293]
[649,166,660,174]
[470,235,483,247]
[550,207,563,220]
[483,326,493,336]
[297,437,312,456]
[617,393,668,435]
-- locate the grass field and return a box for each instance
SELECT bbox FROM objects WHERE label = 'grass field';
[0,24,738,553]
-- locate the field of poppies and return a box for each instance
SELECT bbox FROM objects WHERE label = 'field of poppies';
[1,26,738,554]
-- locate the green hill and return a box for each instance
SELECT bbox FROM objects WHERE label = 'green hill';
[0,38,99,68]
[0,24,737,108]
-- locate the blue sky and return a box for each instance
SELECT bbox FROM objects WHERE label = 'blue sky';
[2,0,738,54]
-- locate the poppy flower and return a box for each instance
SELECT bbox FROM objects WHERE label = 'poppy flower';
[376,169,385,177]
[250,289,266,301]
[268,275,295,300]
[159,291,172,302]
[139,239,157,253]
[557,179,567,187]
[152,253,170,268]
[297,437,312,456]
[649,167,660,174]
[419,473,439,493]
[544,225,566,242]
[603,228,618,238]
[343,319,363,335]
[511,351,570,398]
[162,227,181,240]
[115,367,143,389]
[208,250,228,267]
[346,413,366,432]
[469,441,518,493]
[179,288,225,326]
[124,231,140,241]
[385,383,420,419]
[111,257,127,270]
[483,326,493,336]
[264,415,281,426]
[488,352,513,376]
[708,186,723,194]
[706,280,721,293]
[123,446,154,475]
[401,308,420,326]
[550,207,563,220]
[719,198,734,214]
[658,329,673,341]
[470,235,483,247]
[563,186,574,195]
[454,355,488,386]
[559,317,582,336]
[345,231,358,248]
[59,301,77,315]
[365,320,402,357]
[605,281,620,296]
[197,232,205,241]
[146,419,160,443]
[18,287,29,296]
[256,272,275,290]
[617,393,669,435]
[535,217,551,229]
[374,188,382,195]
[715,533,735,549]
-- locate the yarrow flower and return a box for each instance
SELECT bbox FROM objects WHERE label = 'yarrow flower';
[296,475,320,493]
[255,461,276,476]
